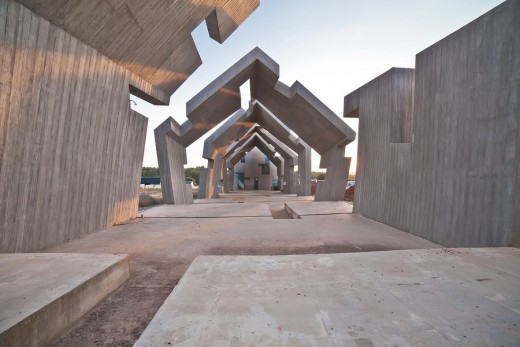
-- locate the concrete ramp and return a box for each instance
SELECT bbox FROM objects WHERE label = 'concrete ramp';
[142,203,272,218]
[0,253,129,347]
[285,201,353,218]
[135,248,520,346]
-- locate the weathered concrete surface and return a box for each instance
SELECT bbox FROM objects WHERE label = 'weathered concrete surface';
[285,201,353,218]
[156,48,353,203]
[16,0,260,100]
[345,68,414,229]
[142,202,272,218]
[135,248,520,346]
[345,1,520,247]
[46,191,438,345]
[0,253,129,347]
[154,119,192,204]
[0,1,148,252]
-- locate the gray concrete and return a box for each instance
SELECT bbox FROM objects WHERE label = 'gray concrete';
[17,0,260,101]
[0,1,147,252]
[135,248,520,346]
[156,48,354,204]
[285,201,353,218]
[202,121,298,196]
[44,191,440,345]
[142,202,272,218]
[345,0,520,247]
[0,253,129,347]
[0,0,257,252]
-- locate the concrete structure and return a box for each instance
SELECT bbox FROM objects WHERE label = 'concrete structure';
[345,0,520,247]
[156,48,355,204]
[0,253,129,346]
[135,248,520,346]
[0,0,259,252]
[16,0,260,102]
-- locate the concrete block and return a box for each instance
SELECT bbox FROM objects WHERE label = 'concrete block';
[0,253,129,347]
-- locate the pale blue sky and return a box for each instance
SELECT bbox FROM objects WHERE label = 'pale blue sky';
[132,0,504,173]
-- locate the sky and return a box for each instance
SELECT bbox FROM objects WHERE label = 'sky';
[131,0,504,173]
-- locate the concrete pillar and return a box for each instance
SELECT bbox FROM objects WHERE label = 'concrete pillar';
[297,147,312,196]
[276,158,283,190]
[197,168,209,199]
[283,159,292,193]
[315,146,350,201]
[222,164,231,193]
[205,154,223,198]
[155,119,192,204]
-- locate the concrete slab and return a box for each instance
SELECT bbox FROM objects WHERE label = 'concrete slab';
[0,253,129,347]
[285,201,353,218]
[142,202,272,218]
[135,248,520,346]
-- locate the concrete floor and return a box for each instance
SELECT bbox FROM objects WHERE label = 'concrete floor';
[45,191,440,346]
[135,249,520,346]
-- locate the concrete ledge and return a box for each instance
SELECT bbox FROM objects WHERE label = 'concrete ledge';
[285,201,352,218]
[142,203,272,218]
[0,253,129,347]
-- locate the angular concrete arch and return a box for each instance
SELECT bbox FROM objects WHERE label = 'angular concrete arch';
[219,125,299,195]
[156,47,355,203]
[18,0,261,103]
[198,132,283,198]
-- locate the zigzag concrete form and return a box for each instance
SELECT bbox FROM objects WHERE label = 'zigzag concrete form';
[226,127,297,192]
[156,48,355,203]
[200,108,307,198]
[344,0,520,247]
[16,0,260,104]
[199,130,284,199]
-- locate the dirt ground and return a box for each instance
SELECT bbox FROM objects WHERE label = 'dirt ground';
[48,192,438,346]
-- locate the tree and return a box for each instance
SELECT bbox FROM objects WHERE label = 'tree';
[184,166,204,185]
[142,167,159,177]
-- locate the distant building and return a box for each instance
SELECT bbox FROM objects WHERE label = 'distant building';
[233,148,279,190]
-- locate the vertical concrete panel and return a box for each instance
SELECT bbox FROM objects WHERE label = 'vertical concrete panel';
[348,1,519,247]
[348,69,414,231]
[0,1,149,252]
[409,0,519,246]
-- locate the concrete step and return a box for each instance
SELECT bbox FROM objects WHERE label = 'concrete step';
[135,248,520,346]
[0,253,129,347]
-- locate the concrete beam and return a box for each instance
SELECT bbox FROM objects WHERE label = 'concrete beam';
[17,0,260,101]
[156,48,355,203]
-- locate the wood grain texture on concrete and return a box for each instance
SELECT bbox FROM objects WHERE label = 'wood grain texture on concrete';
[135,248,520,346]
[0,0,147,252]
[15,0,260,100]
[0,253,129,347]
[345,0,520,247]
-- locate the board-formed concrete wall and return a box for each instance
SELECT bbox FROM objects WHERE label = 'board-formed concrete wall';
[345,0,520,247]
[0,0,258,252]
[0,0,150,252]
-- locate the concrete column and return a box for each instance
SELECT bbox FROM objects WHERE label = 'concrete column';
[315,146,350,201]
[206,154,223,198]
[155,119,191,204]
[222,164,231,193]
[197,168,209,199]
[297,147,312,196]
[282,159,294,194]
[276,158,283,190]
